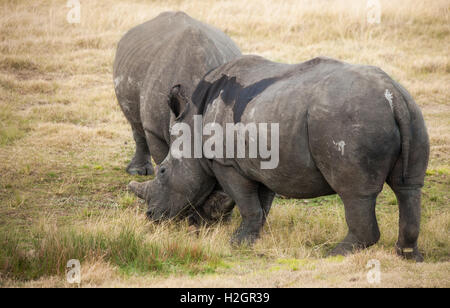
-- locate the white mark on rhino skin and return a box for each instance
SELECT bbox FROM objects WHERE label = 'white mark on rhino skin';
[333,140,346,156]
[211,92,223,123]
[114,76,123,88]
[248,107,256,120]
[128,76,133,84]
[384,89,394,112]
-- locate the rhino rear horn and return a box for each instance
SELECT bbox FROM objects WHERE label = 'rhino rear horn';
[128,181,147,200]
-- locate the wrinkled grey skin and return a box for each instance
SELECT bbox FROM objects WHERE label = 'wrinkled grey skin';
[129,55,429,261]
[113,11,241,174]
[114,11,241,225]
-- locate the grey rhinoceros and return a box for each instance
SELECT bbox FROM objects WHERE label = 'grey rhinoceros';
[113,11,241,175]
[129,55,429,261]
[114,11,241,225]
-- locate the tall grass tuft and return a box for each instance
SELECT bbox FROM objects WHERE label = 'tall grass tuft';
[0,213,222,280]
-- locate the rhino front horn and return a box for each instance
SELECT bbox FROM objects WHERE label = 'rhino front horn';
[128,181,147,200]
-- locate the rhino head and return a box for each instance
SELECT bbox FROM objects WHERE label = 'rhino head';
[128,153,215,221]
[128,85,228,223]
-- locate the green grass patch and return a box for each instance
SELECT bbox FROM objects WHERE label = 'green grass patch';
[426,167,450,176]
[118,192,137,209]
[0,220,222,281]
[275,258,315,271]
[0,105,30,146]
[325,255,345,263]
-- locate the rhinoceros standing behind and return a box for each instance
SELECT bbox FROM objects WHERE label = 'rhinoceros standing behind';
[129,55,430,261]
[113,11,241,175]
[114,12,241,225]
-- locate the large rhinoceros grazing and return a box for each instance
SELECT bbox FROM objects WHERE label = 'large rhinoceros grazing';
[128,55,429,261]
[114,12,241,225]
[113,11,241,175]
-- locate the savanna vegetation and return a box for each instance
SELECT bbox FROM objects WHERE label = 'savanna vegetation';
[0,0,448,287]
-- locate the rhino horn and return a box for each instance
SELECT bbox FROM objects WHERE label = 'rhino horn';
[128,181,148,200]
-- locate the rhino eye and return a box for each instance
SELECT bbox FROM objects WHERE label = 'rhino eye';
[160,167,166,175]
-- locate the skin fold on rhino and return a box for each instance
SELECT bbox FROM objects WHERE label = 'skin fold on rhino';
[113,11,241,225]
[129,55,430,261]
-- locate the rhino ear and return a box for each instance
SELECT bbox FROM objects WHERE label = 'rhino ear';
[168,84,188,119]
[128,181,147,200]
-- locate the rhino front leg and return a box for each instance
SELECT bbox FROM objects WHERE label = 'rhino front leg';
[145,131,169,165]
[259,184,275,226]
[212,163,265,246]
[127,128,154,176]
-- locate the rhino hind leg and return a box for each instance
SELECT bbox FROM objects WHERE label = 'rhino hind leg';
[389,185,424,262]
[126,128,154,176]
[329,194,380,256]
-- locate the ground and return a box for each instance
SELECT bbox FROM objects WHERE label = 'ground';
[0,0,449,287]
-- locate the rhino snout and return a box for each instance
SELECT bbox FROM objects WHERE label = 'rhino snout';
[145,207,168,222]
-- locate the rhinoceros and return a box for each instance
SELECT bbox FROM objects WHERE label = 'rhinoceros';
[113,11,241,175]
[114,11,241,225]
[128,55,429,261]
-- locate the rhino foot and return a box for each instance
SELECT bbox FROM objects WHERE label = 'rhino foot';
[328,242,354,257]
[230,229,259,247]
[395,244,424,262]
[328,233,368,257]
[126,161,154,176]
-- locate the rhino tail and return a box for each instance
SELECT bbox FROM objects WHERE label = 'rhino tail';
[390,82,412,183]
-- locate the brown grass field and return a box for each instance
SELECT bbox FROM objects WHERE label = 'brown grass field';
[0,0,449,287]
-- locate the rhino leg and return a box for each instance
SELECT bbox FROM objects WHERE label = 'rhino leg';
[212,163,272,246]
[126,128,154,176]
[259,184,275,226]
[391,187,424,262]
[330,194,380,256]
[145,131,169,165]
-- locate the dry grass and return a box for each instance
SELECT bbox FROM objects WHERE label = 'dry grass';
[0,0,449,287]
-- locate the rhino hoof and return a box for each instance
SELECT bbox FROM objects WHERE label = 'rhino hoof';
[395,245,424,262]
[230,231,258,247]
[126,162,154,176]
[328,242,354,257]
